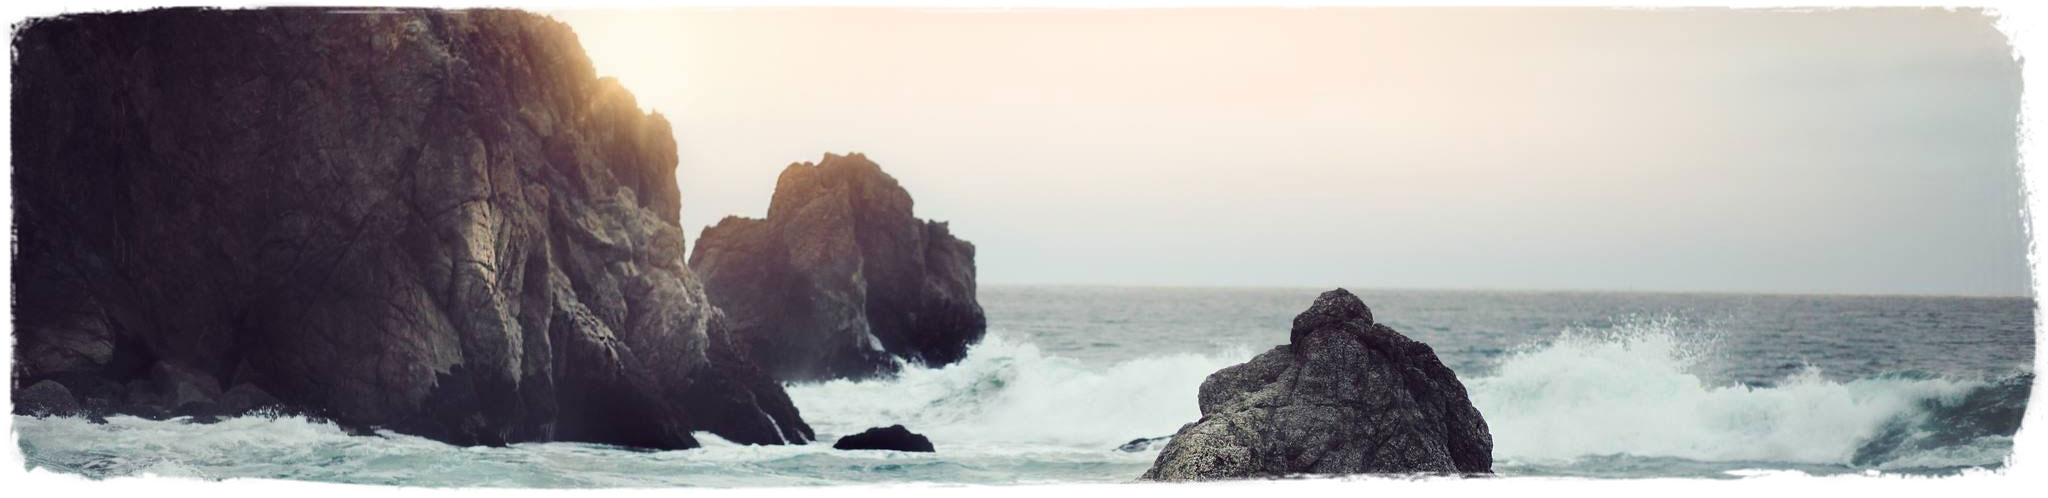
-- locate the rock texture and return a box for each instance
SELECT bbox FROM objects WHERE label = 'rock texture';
[832,425,936,452]
[1141,289,1492,480]
[11,8,811,448]
[688,153,985,381]
[16,380,80,417]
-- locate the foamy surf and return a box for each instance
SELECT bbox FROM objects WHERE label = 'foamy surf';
[1466,322,2026,472]
[11,325,2028,485]
[786,334,1250,449]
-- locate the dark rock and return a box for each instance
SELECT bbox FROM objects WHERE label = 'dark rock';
[833,425,936,452]
[148,361,226,414]
[11,311,113,381]
[218,383,283,416]
[670,312,817,444]
[1142,289,1493,481]
[1289,288,1373,348]
[16,380,80,417]
[120,380,164,412]
[689,153,986,381]
[11,8,809,449]
[1119,436,1173,453]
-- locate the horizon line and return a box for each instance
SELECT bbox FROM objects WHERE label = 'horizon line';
[975,281,2039,300]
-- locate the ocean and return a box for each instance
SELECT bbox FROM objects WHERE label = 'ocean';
[14,285,2037,485]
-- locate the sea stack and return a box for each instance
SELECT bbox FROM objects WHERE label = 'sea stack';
[1141,289,1493,480]
[11,9,811,448]
[689,153,986,381]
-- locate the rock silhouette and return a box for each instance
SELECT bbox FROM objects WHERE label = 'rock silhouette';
[1142,289,1493,480]
[689,153,986,381]
[11,8,811,449]
[833,425,936,452]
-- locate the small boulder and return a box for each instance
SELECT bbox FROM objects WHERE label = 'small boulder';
[142,362,225,417]
[15,380,81,417]
[218,384,282,416]
[832,425,936,452]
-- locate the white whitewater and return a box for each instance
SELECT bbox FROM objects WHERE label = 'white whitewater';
[12,326,2023,485]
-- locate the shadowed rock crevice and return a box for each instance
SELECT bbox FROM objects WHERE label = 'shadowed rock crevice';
[689,153,986,382]
[11,7,809,449]
[1142,288,1493,480]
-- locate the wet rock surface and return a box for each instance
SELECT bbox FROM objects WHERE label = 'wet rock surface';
[689,153,985,381]
[11,8,810,448]
[17,381,80,417]
[833,425,936,452]
[1142,289,1493,480]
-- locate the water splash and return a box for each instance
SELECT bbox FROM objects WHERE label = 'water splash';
[1466,320,2024,471]
[786,333,1249,448]
[11,325,2028,485]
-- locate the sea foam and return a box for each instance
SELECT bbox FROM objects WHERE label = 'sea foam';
[12,323,2026,484]
[786,333,1249,449]
[1467,321,2020,469]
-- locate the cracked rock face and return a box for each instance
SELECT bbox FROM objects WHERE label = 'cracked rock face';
[689,153,986,382]
[1142,288,1493,480]
[12,8,809,449]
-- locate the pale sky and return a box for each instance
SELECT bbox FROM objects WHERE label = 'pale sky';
[549,7,2028,296]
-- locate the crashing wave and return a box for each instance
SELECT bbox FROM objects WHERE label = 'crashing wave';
[13,326,2028,483]
[785,334,1248,449]
[1466,322,2028,472]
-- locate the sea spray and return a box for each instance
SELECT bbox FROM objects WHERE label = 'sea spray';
[12,298,2031,484]
[1465,320,2011,468]
[786,334,1250,448]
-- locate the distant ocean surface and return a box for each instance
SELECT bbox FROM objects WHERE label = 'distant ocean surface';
[17,285,2037,485]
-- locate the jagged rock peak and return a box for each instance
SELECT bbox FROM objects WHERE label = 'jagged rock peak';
[690,153,986,382]
[1289,288,1374,348]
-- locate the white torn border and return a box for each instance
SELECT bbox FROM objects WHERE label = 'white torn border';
[0,1,2043,498]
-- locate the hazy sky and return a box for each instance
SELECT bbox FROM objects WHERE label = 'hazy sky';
[550,7,2028,296]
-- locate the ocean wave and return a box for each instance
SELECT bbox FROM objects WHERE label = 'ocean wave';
[1465,321,2028,471]
[12,324,2027,483]
[785,333,1250,449]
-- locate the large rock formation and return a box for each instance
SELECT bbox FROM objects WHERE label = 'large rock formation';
[11,8,812,448]
[688,153,985,381]
[1142,289,1493,480]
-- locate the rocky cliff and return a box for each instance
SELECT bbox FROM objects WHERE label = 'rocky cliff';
[1142,289,1493,480]
[689,153,985,381]
[11,8,811,448]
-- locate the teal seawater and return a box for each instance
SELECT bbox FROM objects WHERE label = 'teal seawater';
[15,285,2036,485]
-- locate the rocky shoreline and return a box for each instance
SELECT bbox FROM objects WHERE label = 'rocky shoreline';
[11,8,808,449]
[11,8,1493,483]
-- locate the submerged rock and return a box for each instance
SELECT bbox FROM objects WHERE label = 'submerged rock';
[11,8,809,448]
[833,425,936,452]
[1141,289,1493,481]
[689,153,986,381]
[1118,436,1173,453]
